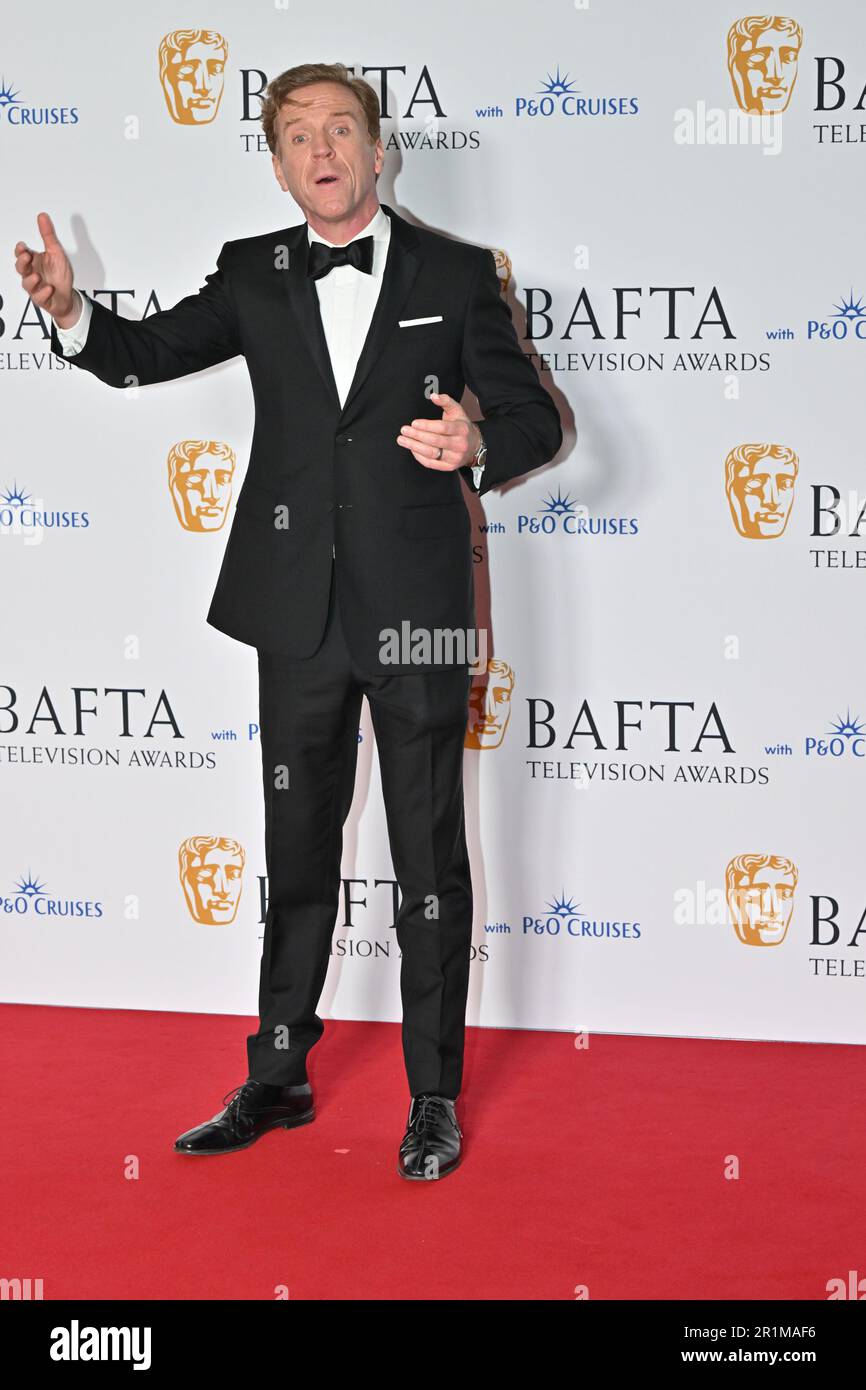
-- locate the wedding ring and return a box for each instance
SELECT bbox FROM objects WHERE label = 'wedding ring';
[435,447,443,460]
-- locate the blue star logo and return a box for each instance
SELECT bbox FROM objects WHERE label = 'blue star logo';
[1,481,31,507]
[545,892,582,918]
[828,710,866,738]
[538,487,578,518]
[15,872,47,897]
[831,291,866,321]
[0,77,22,110]
[538,67,579,97]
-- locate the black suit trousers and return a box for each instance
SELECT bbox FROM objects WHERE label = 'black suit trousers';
[246,560,474,1099]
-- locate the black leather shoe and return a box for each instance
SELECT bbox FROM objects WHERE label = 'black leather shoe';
[174,1079,314,1155]
[397,1093,463,1181]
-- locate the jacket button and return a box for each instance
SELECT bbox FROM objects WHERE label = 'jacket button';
[335,434,352,445]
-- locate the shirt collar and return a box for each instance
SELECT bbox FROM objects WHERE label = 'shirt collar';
[306,203,390,250]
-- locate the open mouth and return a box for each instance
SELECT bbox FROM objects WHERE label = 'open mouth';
[315,174,340,185]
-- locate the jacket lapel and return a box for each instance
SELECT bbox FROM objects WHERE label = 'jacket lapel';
[279,202,423,420]
[281,222,341,410]
[339,203,422,417]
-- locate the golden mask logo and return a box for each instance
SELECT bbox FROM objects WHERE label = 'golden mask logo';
[727,16,803,114]
[726,853,798,946]
[491,249,512,297]
[466,658,514,749]
[725,443,798,539]
[159,29,228,125]
[168,440,235,532]
[179,835,245,925]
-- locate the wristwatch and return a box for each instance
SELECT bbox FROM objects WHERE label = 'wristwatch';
[470,431,488,491]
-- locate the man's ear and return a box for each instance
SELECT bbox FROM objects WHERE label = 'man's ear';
[272,151,289,192]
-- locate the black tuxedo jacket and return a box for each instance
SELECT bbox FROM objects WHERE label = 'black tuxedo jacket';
[50,203,562,672]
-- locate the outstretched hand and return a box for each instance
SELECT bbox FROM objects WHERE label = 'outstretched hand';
[14,212,77,325]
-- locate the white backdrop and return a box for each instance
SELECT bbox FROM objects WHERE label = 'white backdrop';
[4,0,866,1044]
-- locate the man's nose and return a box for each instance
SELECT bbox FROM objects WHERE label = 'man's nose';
[193,62,209,92]
[765,51,783,81]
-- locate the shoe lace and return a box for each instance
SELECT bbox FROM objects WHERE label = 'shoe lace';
[221,1080,287,1119]
[413,1095,457,1135]
[222,1082,255,1119]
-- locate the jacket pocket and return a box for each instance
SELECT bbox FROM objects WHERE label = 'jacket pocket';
[399,500,468,538]
[396,324,447,343]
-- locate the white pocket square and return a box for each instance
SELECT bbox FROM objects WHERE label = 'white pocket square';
[398,315,443,327]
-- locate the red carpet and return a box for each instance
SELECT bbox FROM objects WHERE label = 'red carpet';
[2,1004,863,1301]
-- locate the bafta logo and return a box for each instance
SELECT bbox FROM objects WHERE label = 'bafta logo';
[727,16,803,115]
[168,440,236,532]
[725,443,798,539]
[159,29,228,125]
[726,853,798,946]
[465,658,514,750]
[179,835,245,925]
[491,249,512,297]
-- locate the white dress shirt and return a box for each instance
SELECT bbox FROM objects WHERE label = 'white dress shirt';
[54,204,392,406]
[306,202,390,406]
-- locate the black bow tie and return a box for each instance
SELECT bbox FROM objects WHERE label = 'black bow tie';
[307,235,374,281]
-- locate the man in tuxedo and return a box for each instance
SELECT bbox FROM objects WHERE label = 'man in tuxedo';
[15,62,561,1180]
